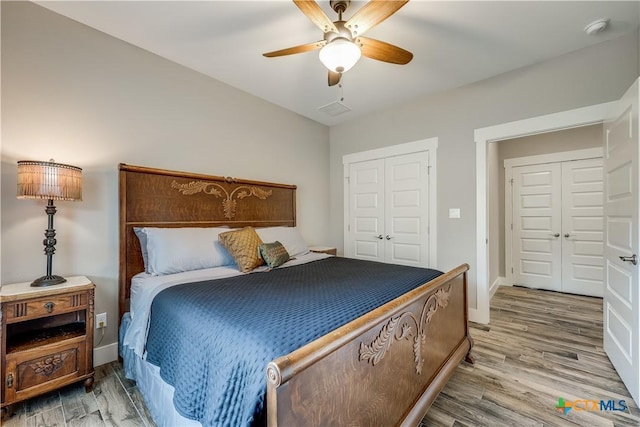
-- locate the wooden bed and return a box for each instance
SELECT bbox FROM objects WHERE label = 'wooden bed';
[118,163,473,426]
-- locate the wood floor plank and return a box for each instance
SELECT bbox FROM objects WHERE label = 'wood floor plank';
[66,410,106,427]
[420,406,456,427]
[440,373,486,401]
[94,373,144,427]
[112,361,136,391]
[481,386,584,426]
[423,286,640,427]
[126,387,157,427]
[472,342,507,363]
[541,352,630,395]
[24,391,62,418]
[60,383,105,427]
[94,363,114,382]
[26,407,65,427]
[432,392,543,427]
[2,402,27,427]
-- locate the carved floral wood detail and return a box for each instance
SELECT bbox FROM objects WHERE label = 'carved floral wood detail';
[171,180,273,219]
[29,349,73,377]
[358,286,451,374]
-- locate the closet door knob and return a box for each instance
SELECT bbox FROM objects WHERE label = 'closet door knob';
[385,235,393,240]
[375,234,383,240]
[564,233,571,238]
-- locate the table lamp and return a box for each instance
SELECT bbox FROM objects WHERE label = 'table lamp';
[16,160,82,287]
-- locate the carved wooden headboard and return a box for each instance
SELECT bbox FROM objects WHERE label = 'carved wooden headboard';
[118,163,297,323]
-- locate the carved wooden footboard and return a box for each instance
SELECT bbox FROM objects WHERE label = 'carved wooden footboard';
[266,263,472,426]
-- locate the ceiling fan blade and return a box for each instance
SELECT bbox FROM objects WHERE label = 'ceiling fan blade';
[328,70,341,86]
[345,0,408,37]
[263,40,326,57]
[357,36,413,64]
[293,0,338,33]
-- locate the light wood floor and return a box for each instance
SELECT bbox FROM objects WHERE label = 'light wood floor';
[3,285,639,426]
[423,286,640,427]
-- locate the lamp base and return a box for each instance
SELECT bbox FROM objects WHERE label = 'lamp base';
[30,275,67,287]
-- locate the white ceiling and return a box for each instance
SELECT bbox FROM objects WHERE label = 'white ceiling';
[36,1,639,126]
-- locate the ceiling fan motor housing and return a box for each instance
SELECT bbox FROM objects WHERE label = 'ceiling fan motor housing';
[330,0,350,15]
[324,21,355,43]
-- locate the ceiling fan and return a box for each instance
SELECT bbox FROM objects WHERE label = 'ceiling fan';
[263,0,413,86]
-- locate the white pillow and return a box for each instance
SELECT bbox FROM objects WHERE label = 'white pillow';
[143,227,235,275]
[256,226,309,257]
[133,227,150,273]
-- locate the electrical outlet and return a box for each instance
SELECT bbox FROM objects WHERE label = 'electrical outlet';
[96,312,107,329]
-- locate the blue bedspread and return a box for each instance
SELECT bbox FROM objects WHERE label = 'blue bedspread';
[145,257,442,427]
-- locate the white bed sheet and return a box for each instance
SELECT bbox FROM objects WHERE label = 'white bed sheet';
[123,251,330,357]
[124,337,201,427]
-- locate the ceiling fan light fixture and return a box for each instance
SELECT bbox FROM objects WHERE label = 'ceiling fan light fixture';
[319,38,361,73]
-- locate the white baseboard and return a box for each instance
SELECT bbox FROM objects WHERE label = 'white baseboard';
[489,276,507,299]
[94,342,118,367]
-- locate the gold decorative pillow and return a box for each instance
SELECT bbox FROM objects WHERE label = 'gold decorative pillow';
[219,227,264,272]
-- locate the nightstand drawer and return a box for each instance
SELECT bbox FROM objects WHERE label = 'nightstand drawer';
[5,293,88,323]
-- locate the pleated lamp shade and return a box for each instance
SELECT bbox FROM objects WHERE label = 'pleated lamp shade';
[17,160,82,201]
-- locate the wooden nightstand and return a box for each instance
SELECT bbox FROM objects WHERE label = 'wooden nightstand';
[0,277,95,418]
[309,246,337,256]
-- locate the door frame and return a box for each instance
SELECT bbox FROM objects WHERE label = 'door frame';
[474,101,615,324]
[504,147,603,286]
[343,138,438,267]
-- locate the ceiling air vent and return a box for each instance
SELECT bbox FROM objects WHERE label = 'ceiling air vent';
[318,100,351,116]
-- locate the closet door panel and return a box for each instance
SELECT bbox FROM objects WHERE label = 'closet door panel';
[348,159,385,261]
[512,163,562,291]
[561,158,604,297]
[384,152,430,266]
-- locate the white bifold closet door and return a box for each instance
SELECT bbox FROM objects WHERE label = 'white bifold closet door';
[512,158,604,296]
[348,152,430,267]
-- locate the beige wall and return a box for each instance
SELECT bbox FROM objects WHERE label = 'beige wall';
[1,2,330,351]
[493,124,603,282]
[330,33,639,310]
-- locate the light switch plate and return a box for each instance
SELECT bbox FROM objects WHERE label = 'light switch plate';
[449,208,461,219]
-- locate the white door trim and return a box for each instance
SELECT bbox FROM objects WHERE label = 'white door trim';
[504,147,603,169]
[504,148,604,286]
[474,101,615,324]
[343,138,438,267]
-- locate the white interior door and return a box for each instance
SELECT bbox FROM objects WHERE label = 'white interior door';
[384,152,430,267]
[561,158,604,297]
[604,79,640,405]
[512,163,562,291]
[348,159,385,261]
